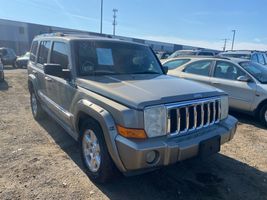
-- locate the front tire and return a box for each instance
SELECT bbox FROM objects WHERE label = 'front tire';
[80,120,118,183]
[30,91,45,120]
[259,104,267,127]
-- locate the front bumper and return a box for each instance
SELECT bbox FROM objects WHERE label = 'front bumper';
[115,115,237,173]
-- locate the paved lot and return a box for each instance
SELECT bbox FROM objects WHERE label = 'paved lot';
[0,68,267,200]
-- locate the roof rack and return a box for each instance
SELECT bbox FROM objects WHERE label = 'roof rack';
[36,31,115,39]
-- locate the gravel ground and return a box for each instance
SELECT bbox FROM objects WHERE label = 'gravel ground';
[0,69,267,200]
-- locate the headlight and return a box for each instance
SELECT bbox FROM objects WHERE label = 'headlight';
[220,95,229,120]
[144,105,167,138]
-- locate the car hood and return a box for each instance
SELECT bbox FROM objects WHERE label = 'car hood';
[77,74,225,109]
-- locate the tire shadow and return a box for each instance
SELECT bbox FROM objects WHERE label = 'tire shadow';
[230,111,266,130]
[38,117,267,200]
[0,80,9,91]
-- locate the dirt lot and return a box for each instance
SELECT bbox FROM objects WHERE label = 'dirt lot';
[0,68,267,200]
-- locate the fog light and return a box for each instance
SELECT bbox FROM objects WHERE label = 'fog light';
[146,151,157,164]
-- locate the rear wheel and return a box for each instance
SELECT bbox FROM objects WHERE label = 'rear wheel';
[30,91,45,120]
[259,104,267,127]
[80,120,118,183]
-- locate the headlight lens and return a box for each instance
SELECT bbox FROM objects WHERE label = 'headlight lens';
[144,105,167,138]
[220,95,229,120]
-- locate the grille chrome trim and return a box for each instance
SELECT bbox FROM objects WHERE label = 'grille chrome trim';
[166,97,221,137]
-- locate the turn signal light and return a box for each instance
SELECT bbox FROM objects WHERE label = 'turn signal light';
[117,125,147,139]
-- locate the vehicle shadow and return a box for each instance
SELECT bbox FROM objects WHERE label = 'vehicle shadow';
[38,118,267,200]
[0,80,9,91]
[230,111,266,130]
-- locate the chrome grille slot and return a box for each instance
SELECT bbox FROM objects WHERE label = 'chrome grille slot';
[167,97,221,136]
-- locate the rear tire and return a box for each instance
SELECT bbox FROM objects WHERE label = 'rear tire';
[259,104,267,127]
[80,120,119,183]
[30,91,46,120]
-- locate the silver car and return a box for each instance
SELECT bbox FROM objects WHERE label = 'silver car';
[162,57,267,126]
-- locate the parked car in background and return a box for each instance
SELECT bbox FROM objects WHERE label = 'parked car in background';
[156,51,171,59]
[0,58,4,81]
[15,52,30,68]
[27,33,237,183]
[162,57,267,126]
[168,50,217,59]
[0,47,17,67]
[219,50,267,66]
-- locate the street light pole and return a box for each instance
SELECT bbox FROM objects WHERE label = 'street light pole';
[100,0,103,34]
[231,30,236,50]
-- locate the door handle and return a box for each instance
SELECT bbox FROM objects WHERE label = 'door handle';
[45,76,52,82]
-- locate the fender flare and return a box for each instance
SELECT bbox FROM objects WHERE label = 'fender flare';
[74,99,126,172]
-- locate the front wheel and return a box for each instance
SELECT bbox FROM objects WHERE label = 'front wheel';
[80,120,118,183]
[259,105,267,127]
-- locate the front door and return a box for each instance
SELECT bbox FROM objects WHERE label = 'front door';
[210,60,256,111]
[45,41,76,127]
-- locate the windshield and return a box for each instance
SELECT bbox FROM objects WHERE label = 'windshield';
[168,51,196,58]
[221,53,251,60]
[24,52,30,58]
[239,61,267,83]
[163,59,191,70]
[75,40,163,76]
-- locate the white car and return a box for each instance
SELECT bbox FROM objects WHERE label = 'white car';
[162,57,267,126]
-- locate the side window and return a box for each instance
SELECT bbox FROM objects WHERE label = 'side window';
[214,61,246,80]
[183,60,212,76]
[51,42,69,69]
[251,54,258,63]
[163,59,190,70]
[257,53,266,65]
[37,41,51,65]
[30,41,38,62]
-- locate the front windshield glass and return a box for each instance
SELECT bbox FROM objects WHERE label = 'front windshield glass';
[25,52,30,58]
[75,40,163,76]
[239,61,267,83]
[222,53,251,60]
[168,51,196,58]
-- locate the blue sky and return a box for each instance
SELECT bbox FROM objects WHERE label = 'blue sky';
[0,0,267,50]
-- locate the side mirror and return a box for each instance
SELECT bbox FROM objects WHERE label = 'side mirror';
[237,75,251,82]
[163,66,168,74]
[44,63,71,80]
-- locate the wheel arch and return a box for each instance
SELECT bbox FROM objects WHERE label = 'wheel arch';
[74,99,126,172]
[255,99,267,116]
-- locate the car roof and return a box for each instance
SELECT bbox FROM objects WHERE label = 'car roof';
[33,33,147,46]
[162,56,248,64]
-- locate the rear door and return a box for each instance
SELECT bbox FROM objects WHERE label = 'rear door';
[210,60,257,111]
[179,60,213,85]
[30,40,51,102]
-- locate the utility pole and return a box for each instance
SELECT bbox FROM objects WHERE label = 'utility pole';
[112,8,118,36]
[100,0,103,34]
[222,38,229,51]
[231,30,236,50]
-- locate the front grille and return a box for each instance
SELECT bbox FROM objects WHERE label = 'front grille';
[167,97,221,136]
